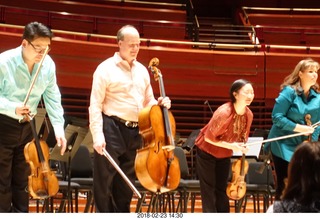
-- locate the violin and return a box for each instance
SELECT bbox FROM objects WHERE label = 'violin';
[226,153,249,200]
[304,114,320,142]
[134,57,180,193]
[305,114,312,142]
[24,115,59,199]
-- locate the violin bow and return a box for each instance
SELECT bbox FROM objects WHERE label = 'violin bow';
[243,131,315,147]
[19,46,50,123]
[243,120,320,147]
[102,148,141,198]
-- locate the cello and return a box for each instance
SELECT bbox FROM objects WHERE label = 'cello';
[135,57,180,193]
[22,46,59,199]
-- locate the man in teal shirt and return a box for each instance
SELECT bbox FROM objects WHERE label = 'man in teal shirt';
[265,58,320,201]
[0,21,67,212]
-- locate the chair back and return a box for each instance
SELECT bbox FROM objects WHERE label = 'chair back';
[70,145,93,178]
[252,129,270,139]
[246,162,275,187]
[174,146,189,179]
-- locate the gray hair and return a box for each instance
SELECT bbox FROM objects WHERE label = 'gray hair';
[116,25,139,42]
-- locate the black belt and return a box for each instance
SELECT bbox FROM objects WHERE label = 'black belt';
[110,116,138,128]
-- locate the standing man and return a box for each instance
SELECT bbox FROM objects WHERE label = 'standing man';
[89,25,171,212]
[0,21,67,212]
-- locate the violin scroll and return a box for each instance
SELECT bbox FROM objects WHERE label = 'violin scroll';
[305,114,312,126]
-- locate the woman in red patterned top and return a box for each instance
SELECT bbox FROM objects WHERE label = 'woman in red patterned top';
[195,79,254,212]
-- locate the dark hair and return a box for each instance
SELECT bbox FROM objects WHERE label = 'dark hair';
[22,21,53,41]
[229,79,252,103]
[282,141,320,205]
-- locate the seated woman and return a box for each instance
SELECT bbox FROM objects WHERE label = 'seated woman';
[267,141,320,212]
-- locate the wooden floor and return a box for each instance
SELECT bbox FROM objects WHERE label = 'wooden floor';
[29,192,274,213]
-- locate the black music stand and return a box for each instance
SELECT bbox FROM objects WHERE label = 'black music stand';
[232,137,263,159]
[182,129,200,152]
[50,124,88,212]
[182,129,200,179]
[50,124,88,162]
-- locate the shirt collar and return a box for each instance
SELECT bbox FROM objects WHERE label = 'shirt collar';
[114,52,137,72]
[114,52,136,65]
[14,46,25,67]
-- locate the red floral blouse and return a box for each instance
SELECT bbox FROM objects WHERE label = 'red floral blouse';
[195,102,253,158]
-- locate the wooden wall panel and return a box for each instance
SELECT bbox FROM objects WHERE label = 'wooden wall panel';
[0,8,48,27]
[265,53,320,100]
[305,34,320,46]
[50,39,117,89]
[258,31,304,45]
[137,48,265,98]
[44,37,320,106]
[248,14,320,27]
[0,31,22,51]
[0,0,187,22]
[1,5,188,40]
[0,31,266,99]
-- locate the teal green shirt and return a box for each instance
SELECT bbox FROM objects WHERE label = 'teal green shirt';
[265,86,320,162]
[0,46,65,137]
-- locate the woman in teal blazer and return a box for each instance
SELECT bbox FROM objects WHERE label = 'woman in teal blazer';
[265,58,320,200]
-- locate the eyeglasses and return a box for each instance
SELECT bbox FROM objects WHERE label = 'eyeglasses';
[27,40,51,53]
